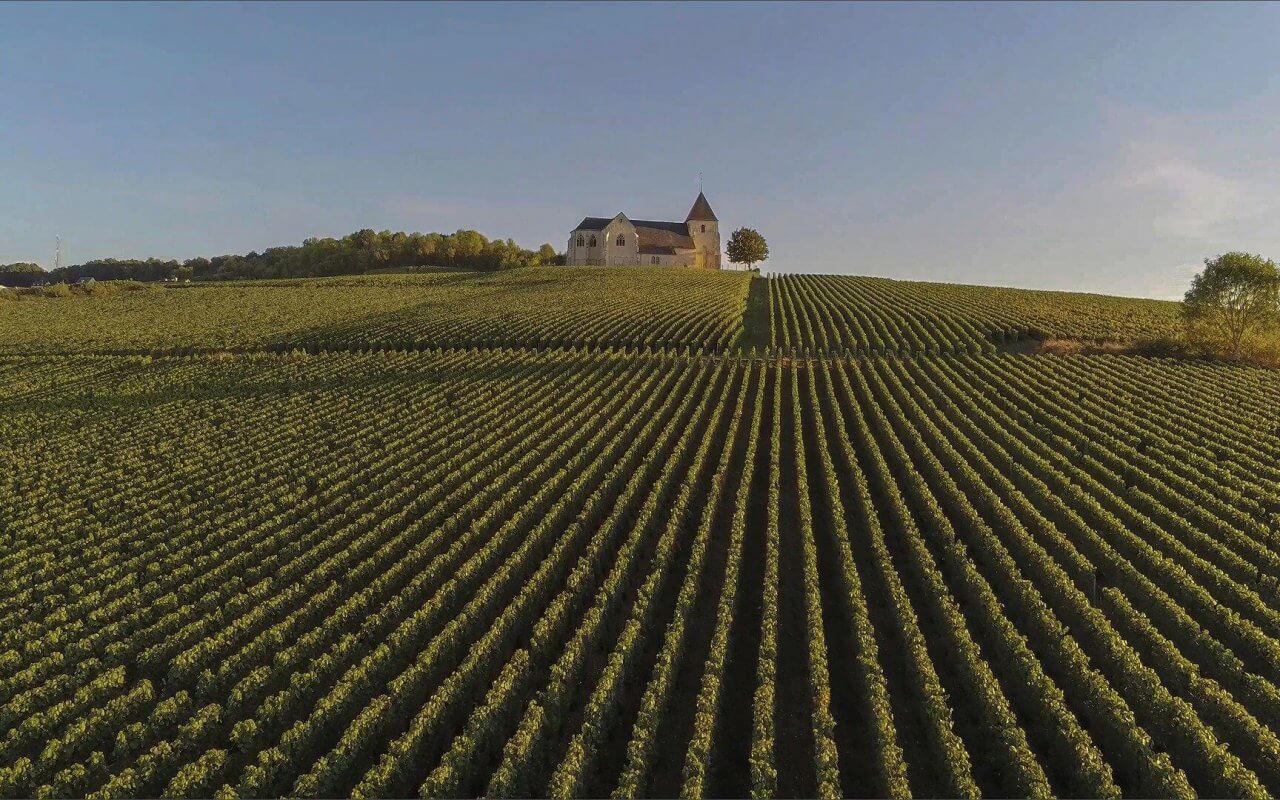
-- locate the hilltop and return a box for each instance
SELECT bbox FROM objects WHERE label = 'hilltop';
[0,267,1180,357]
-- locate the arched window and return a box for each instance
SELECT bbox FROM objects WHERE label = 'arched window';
[651,256,661,265]
[576,234,584,247]
[700,224,706,233]
[589,236,597,247]
[616,234,625,247]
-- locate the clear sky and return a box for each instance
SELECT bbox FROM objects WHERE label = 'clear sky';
[3,2,1279,298]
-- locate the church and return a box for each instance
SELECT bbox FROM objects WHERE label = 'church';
[566,192,721,269]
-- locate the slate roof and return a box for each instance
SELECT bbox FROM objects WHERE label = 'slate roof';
[686,192,718,222]
[633,221,694,250]
[630,220,688,235]
[575,217,613,231]
[573,216,695,249]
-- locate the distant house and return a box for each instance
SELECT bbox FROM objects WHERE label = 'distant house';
[566,192,721,269]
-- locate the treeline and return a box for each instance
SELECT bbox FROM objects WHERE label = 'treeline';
[0,262,46,287]
[0,229,561,286]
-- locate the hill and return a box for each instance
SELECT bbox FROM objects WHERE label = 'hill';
[1,269,1180,357]
[2,268,1279,799]
[768,274,1180,353]
[0,268,751,356]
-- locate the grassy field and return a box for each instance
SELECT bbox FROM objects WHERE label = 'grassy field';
[2,268,1279,799]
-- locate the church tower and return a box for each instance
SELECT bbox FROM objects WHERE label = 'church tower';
[686,192,721,269]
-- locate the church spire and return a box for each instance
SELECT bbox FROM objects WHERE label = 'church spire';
[686,191,718,222]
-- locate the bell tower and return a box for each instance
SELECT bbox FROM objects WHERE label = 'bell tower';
[685,191,720,269]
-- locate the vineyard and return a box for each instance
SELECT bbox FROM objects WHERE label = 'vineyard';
[767,274,1181,354]
[0,268,751,356]
[0,270,1183,358]
[3,269,1280,799]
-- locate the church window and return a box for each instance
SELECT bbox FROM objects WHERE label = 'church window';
[700,224,706,232]
[589,236,597,247]
[576,235,584,247]
[616,234,625,246]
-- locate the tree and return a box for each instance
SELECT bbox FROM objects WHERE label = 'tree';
[1,262,44,274]
[185,257,213,279]
[1182,251,1280,359]
[31,226,548,284]
[0,263,46,287]
[727,228,769,270]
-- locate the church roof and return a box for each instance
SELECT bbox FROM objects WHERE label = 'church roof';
[633,221,694,250]
[572,214,696,249]
[629,219,684,234]
[686,192,718,222]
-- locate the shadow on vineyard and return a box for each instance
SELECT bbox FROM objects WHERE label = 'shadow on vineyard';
[737,276,772,352]
[642,366,761,798]
[705,368,773,800]
[995,333,1041,355]
[772,369,822,798]
[818,368,948,796]
[797,366,889,799]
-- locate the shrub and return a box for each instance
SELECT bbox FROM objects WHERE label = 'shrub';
[82,281,122,298]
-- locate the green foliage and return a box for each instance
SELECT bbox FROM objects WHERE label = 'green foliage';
[0,263,47,290]
[726,227,769,269]
[1,262,44,273]
[55,258,183,284]
[769,274,1182,353]
[0,279,156,303]
[4,231,559,288]
[38,230,560,285]
[1183,252,1280,359]
[0,267,752,356]
[537,243,561,266]
[4,275,1280,799]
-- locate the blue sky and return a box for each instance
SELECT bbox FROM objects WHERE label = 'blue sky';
[3,2,1279,298]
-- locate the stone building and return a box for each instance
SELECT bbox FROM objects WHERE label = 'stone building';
[566,192,721,268]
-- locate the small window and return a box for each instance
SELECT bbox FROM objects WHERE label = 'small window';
[616,234,625,247]
[651,256,660,265]
[700,224,706,233]
[576,234,584,247]
[589,236,597,247]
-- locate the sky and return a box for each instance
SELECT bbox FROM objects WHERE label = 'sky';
[3,2,1280,299]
